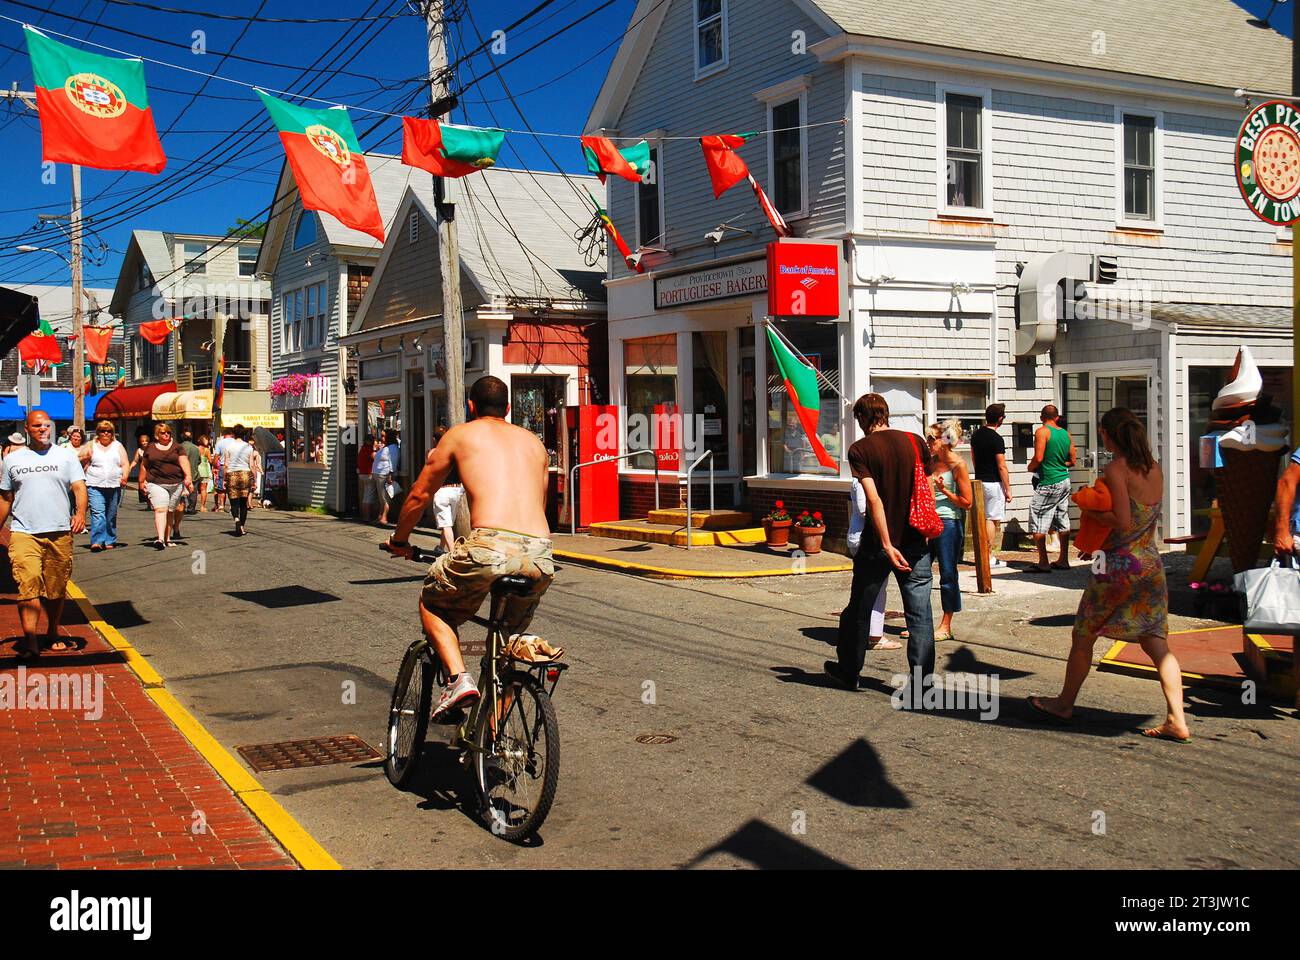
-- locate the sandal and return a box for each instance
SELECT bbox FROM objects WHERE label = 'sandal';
[1140,727,1192,744]
[866,637,903,650]
[14,641,39,661]
[47,638,82,652]
[1026,696,1071,725]
[935,629,954,642]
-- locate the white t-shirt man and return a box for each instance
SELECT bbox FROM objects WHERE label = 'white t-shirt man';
[224,439,253,472]
[0,445,85,534]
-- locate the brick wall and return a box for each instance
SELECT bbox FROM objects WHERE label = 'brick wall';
[744,486,850,554]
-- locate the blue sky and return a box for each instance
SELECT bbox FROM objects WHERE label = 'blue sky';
[0,0,1291,294]
[0,0,639,292]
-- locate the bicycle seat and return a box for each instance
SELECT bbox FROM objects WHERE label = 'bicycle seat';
[494,575,534,596]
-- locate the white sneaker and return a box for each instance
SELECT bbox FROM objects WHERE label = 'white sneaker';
[990,558,1007,568]
[432,672,480,719]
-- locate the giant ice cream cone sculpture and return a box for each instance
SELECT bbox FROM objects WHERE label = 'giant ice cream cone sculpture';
[1210,346,1288,573]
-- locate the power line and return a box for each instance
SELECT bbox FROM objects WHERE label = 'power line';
[92,0,416,22]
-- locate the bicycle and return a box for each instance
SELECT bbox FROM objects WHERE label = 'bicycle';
[383,544,565,842]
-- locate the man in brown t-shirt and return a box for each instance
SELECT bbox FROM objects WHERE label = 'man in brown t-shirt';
[828,393,936,698]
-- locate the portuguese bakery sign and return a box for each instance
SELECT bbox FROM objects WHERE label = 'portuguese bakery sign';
[1236,100,1300,226]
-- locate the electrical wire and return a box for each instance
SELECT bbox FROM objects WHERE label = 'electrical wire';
[91,0,415,22]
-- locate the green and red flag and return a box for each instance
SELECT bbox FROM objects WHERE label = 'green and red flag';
[699,133,790,237]
[764,324,835,470]
[139,317,182,345]
[19,317,62,368]
[402,117,504,178]
[580,135,650,184]
[257,90,385,243]
[24,26,166,174]
[586,189,642,273]
[83,324,113,365]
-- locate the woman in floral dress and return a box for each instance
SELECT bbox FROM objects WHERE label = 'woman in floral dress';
[1029,408,1190,743]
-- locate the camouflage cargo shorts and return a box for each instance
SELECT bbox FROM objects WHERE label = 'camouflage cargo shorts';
[420,528,555,633]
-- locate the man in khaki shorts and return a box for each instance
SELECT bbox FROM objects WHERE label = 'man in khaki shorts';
[0,410,87,659]
[384,376,554,717]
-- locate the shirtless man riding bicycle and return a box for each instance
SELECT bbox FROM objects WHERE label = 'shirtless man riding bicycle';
[383,376,555,718]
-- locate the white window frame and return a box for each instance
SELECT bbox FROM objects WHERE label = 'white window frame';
[935,83,994,220]
[38,362,60,384]
[237,245,258,277]
[1114,106,1164,231]
[634,135,666,250]
[693,0,728,81]
[756,76,811,222]
[182,242,207,275]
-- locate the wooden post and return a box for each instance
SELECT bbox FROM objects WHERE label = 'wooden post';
[971,479,993,593]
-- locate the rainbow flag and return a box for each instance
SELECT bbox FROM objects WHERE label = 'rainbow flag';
[213,353,225,410]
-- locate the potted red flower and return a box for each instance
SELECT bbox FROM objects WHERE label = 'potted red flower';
[794,509,826,554]
[762,500,793,548]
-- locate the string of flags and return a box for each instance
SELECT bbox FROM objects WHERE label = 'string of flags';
[17,22,816,266]
[16,321,117,370]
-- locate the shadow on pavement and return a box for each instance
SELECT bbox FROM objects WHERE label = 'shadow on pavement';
[85,599,149,630]
[225,585,342,609]
[806,738,910,808]
[683,820,850,870]
[942,645,1036,681]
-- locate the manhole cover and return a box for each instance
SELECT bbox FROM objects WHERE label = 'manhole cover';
[237,735,382,772]
[635,734,678,745]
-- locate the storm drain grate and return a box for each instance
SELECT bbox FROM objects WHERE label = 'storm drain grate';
[635,734,678,745]
[237,735,382,772]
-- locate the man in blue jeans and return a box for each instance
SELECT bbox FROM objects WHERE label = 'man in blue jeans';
[828,393,935,702]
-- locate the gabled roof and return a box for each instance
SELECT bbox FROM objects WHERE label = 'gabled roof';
[586,0,1290,131]
[109,229,268,317]
[349,166,606,334]
[256,154,427,277]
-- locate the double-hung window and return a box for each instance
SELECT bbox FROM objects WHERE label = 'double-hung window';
[943,92,986,212]
[182,242,207,275]
[695,0,727,78]
[757,77,811,220]
[282,290,299,354]
[238,245,258,277]
[303,281,327,348]
[1116,110,1161,227]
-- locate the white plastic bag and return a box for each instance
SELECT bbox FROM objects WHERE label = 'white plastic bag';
[1234,558,1300,635]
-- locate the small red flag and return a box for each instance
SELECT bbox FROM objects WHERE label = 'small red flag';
[140,318,181,345]
[84,325,113,365]
[699,134,753,198]
[402,117,482,178]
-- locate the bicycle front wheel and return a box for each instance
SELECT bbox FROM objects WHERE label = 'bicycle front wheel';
[385,641,432,787]
[474,671,559,842]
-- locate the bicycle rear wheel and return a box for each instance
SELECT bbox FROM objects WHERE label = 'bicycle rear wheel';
[385,641,433,787]
[474,671,559,842]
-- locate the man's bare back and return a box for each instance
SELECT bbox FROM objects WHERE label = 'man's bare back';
[423,417,550,539]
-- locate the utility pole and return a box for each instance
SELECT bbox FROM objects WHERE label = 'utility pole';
[3,86,85,428]
[71,163,85,430]
[424,0,466,427]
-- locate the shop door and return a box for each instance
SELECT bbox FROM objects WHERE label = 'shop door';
[1059,368,1151,487]
[407,371,425,465]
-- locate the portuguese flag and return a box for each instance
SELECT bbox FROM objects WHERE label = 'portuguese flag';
[699,133,790,236]
[24,26,166,174]
[586,189,642,274]
[765,324,835,470]
[580,135,650,184]
[258,90,385,243]
[19,318,62,367]
[83,324,113,365]
[139,318,182,345]
[402,117,504,178]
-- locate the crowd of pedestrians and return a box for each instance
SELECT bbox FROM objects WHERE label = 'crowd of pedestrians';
[830,392,1185,740]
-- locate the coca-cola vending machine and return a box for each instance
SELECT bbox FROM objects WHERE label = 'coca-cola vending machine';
[560,404,619,529]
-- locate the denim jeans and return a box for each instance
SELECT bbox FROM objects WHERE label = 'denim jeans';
[87,485,122,547]
[934,516,965,614]
[837,538,935,681]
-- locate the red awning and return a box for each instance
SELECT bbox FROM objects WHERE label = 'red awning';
[94,381,177,420]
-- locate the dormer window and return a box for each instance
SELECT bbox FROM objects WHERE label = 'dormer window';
[293,210,318,250]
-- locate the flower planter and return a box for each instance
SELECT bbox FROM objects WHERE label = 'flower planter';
[795,525,826,554]
[763,518,792,548]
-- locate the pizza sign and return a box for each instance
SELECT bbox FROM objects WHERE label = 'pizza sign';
[1236,100,1300,226]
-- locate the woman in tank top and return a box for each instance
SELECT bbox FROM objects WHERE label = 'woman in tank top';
[84,420,129,551]
[926,420,973,642]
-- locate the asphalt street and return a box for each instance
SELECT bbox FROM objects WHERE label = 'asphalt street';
[67,503,1300,869]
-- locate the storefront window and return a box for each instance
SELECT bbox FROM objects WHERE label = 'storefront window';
[692,331,728,470]
[935,379,989,442]
[624,334,677,469]
[288,410,326,465]
[767,324,841,475]
[1188,364,1292,533]
[365,397,400,440]
[513,375,565,468]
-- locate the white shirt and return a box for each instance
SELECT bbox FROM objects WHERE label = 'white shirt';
[224,439,253,472]
[0,445,85,534]
[84,439,126,487]
[847,480,867,558]
[373,443,399,477]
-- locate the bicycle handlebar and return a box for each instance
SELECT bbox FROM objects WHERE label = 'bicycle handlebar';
[381,541,431,564]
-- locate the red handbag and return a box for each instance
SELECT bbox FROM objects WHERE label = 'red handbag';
[908,434,945,539]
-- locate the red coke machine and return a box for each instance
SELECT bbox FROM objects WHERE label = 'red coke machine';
[560,404,619,529]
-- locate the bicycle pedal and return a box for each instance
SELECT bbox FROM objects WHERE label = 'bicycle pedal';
[432,705,466,726]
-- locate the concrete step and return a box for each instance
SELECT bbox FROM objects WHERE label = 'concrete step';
[645,508,753,530]
[587,519,766,547]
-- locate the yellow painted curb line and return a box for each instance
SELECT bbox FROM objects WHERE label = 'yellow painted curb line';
[67,578,341,871]
[554,548,853,579]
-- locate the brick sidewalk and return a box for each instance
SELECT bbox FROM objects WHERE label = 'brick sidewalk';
[0,534,296,870]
